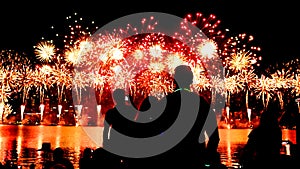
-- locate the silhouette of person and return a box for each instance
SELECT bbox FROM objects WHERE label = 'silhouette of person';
[102,88,138,168]
[79,148,93,169]
[44,147,74,169]
[239,98,282,168]
[103,88,138,146]
[152,65,221,169]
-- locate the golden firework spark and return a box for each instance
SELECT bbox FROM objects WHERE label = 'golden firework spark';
[253,75,276,108]
[52,63,73,104]
[228,50,254,72]
[18,67,34,104]
[65,47,81,65]
[221,33,262,68]
[224,75,245,106]
[34,41,56,62]
[271,68,294,89]
[0,69,12,103]
[190,64,210,92]
[292,74,300,96]
[166,53,187,74]
[72,70,92,104]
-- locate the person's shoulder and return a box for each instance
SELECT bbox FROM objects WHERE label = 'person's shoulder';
[106,107,117,113]
[105,107,117,116]
[248,127,260,138]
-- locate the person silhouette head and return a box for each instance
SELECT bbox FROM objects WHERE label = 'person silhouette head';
[174,65,194,90]
[53,147,65,161]
[82,148,92,158]
[51,147,74,169]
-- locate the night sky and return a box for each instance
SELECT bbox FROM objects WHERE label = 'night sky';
[0,0,299,71]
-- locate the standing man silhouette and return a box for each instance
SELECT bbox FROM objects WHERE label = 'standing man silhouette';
[157,65,221,169]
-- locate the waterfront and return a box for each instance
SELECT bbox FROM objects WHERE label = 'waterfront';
[0,125,296,169]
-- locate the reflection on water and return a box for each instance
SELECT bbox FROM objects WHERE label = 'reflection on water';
[0,125,99,169]
[218,129,252,168]
[0,125,296,169]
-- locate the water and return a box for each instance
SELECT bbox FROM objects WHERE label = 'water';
[0,125,296,169]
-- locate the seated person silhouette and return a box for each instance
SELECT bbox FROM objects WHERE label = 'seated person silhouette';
[79,148,93,169]
[44,147,74,169]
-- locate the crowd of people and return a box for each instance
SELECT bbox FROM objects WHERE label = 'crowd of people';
[2,64,299,169]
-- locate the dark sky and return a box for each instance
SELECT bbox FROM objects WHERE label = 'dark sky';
[0,0,299,70]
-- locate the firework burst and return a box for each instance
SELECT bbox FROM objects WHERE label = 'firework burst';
[221,33,262,68]
[0,49,33,71]
[34,41,56,62]
[228,50,256,73]
[183,12,227,42]
[253,75,276,108]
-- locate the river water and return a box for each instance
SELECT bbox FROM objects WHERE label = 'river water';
[0,125,296,169]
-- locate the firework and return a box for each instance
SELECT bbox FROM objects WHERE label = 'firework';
[134,69,174,100]
[182,12,228,71]
[228,50,256,73]
[190,64,210,92]
[0,68,12,103]
[92,73,111,104]
[264,59,298,108]
[34,41,56,62]
[73,13,228,109]
[271,69,294,90]
[183,12,227,42]
[33,65,57,103]
[0,49,33,71]
[39,12,99,65]
[224,75,245,106]
[72,70,92,104]
[210,75,225,95]
[197,39,218,59]
[253,75,276,108]
[292,74,300,97]
[0,103,12,122]
[18,67,34,104]
[270,68,294,109]
[52,63,73,104]
[221,33,262,69]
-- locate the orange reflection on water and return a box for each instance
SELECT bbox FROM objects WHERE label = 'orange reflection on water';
[0,124,100,167]
[0,125,297,169]
[282,129,296,144]
[218,129,252,168]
